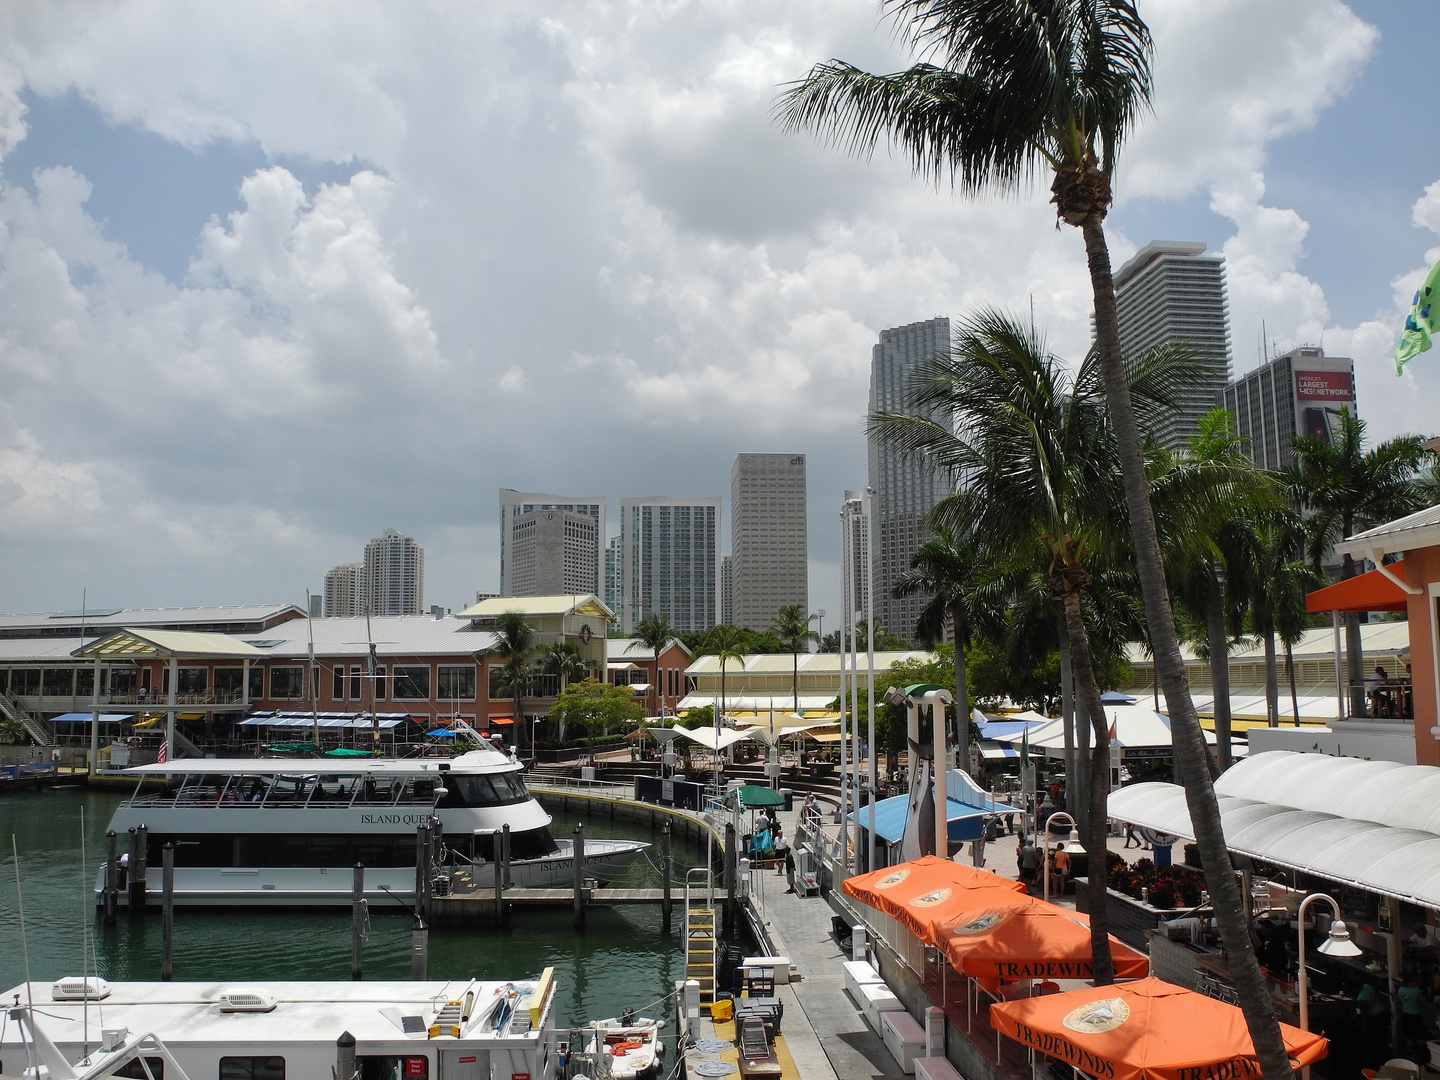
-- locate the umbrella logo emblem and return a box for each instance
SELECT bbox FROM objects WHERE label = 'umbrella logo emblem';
[910,887,952,908]
[1062,999,1130,1034]
[951,911,1007,936]
[874,868,911,890]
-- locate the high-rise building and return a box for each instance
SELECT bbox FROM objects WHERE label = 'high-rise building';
[498,489,604,597]
[1112,241,1233,450]
[363,530,424,616]
[730,453,808,631]
[1222,346,1358,471]
[620,497,721,633]
[508,509,599,598]
[868,317,951,642]
[720,556,734,627]
[604,535,623,621]
[323,563,366,618]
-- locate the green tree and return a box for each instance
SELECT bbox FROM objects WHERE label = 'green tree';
[781,7,1292,1056]
[683,626,789,655]
[704,624,749,787]
[536,642,593,741]
[634,614,677,713]
[820,619,908,652]
[491,611,535,752]
[770,605,820,714]
[547,678,645,739]
[1289,411,1428,715]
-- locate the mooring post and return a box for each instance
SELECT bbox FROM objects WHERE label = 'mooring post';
[336,1032,357,1080]
[724,821,737,937]
[130,824,149,910]
[572,823,586,929]
[161,843,175,980]
[414,822,431,919]
[410,917,428,981]
[661,822,673,927]
[103,830,118,925]
[351,863,364,981]
[500,823,512,925]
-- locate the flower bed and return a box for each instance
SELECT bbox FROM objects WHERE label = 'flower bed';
[1104,850,1204,910]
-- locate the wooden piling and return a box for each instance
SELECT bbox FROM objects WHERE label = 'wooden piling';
[351,863,364,981]
[572,823,585,929]
[103,830,118,925]
[661,822,672,927]
[129,825,148,910]
[161,843,175,980]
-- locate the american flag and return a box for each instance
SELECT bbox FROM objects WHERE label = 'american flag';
[156,740,168,764]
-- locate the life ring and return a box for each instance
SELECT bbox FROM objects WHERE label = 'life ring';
[611,1041,643,1054]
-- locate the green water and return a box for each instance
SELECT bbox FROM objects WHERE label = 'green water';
[0,786,713,1032]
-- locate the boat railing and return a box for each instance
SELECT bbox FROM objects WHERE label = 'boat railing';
[685,864,715,912]
[525,774,634,799]
[120,775,443,811]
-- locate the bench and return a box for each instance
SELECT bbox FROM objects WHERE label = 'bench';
[856,981,904,1030]
[882,1010,927,1074]
[914,1056,964,1080]
[843,959,883,1002]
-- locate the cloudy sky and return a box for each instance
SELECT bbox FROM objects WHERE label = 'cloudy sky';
[0,0,1436,623]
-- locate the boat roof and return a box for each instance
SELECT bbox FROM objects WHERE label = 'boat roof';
[121,749,518,776]
[0,978,551,1048]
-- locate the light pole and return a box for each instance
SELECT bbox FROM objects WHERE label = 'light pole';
[1042,811,1083,904]
[1295,893,1362,1080]
[816,609,826,647]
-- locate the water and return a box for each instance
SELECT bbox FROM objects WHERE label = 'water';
[0,786,713,1032]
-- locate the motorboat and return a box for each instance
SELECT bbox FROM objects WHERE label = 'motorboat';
[97,741,647,906]
[0,972,557,1080]
[584,1008,664,1080]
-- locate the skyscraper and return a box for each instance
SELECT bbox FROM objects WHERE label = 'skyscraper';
[868,317,951,643]
[323,563,366,617]
[1112,241,1233,450]
[363,530,424,616]
[507,509,598,597]
[620,497,721,633]
[604,535,623,620]
[1222,346,1358,471]
[498,489,604,597]
[730,453,807,631]
[720,555,734,627]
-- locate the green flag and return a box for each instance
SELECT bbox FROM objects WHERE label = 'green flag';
[1396,256,1440,373]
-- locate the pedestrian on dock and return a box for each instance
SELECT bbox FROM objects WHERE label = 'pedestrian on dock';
[1019,837,1037,891]
[772,824,790,876]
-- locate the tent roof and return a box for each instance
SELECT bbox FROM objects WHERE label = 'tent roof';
[852,771,1020,843]
[734,784,785,808]
[993,705,1217,753]
[1305,567,1410,613]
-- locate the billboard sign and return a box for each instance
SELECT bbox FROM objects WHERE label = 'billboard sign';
[1295,370,1355,401]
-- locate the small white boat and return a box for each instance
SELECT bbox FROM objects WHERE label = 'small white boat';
[585,1009,664,1080]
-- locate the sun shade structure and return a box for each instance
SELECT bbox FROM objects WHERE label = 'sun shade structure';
[844,856,1025,933]
[734,784,785,808]
[1108,750,1440,909]
[670,725,754,752]
[990,705,1221,759]
[935,902,1148,985]
[989,977,1327,1080]
[1305,567,1410,613]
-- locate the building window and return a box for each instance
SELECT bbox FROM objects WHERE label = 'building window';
[248,667,263,699]
[75,669,95,696]
[375,665,387,701]
[219,1058,285,1080]
[392,666,430,700]
[215,668,243,700]
[349,665,363,701]
[42,668,74,696]
[10,669,40,696]
[177,667,207,694]
[333,666,345,701]
[270,667,305,700]
[437,666,476,701]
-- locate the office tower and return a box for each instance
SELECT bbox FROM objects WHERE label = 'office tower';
[498,489,604,596]
[842,491,871,624]
[323,563,366,618]
[604,536,623,621]
[508,509,599,598]
[720,556,734,627]
[1222,346,1357,471]
[363,530,424,615]
[868,317,951,643]
[730,453,808,631]
[620,497,721,633]
[1112,241,1233,450]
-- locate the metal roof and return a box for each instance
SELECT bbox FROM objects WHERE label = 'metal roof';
[606,637,693,659]
[1338,502,1440,558]
[0,604,305,633]
[684,650,931,675]
[456,595,615,621]
[74,629,270,660]
[1124,621,1409,665]
[237,616,498,659]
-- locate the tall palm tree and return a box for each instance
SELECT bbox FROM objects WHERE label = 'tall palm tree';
[536,641,591,740]
[779,7,1293,1069]
[634,614,677,716]
[872,309,1202,984]
[492,611,535,751]
[769,605,820,715]
[1289,411,1427,715]
[704,624,749,788]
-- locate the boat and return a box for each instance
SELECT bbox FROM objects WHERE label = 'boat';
[96,740,648,906]
[584,1008,664,1080]
[0,972,558,1080]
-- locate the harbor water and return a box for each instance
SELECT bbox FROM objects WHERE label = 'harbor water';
[0,785,713,1033]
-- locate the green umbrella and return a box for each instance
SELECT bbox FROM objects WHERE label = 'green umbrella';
[735,784,785,808]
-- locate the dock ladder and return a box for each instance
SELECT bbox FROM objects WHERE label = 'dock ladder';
[684,866,718,1009]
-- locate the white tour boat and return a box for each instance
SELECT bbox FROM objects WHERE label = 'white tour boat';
[0,972,557,1080]
[97,745,647,906]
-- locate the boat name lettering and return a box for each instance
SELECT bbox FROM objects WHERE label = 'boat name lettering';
[359,813,431,825]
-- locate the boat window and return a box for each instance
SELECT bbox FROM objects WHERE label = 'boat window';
[437,773,526,809]
[112,1057,165,1078]
[218,1057,285,1080]
[359,1056,428,1080]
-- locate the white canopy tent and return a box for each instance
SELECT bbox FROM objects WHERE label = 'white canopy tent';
[989,704,1232,760]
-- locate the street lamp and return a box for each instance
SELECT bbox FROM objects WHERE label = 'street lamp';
[1295,892,1362,1080]
[1042,811,1084,904]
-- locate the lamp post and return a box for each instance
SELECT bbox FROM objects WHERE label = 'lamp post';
[1295,892,1362,1080]
[1042,811,1082,905]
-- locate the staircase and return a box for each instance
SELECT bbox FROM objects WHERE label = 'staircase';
[684,867,718,1009]
[0,691,54,746]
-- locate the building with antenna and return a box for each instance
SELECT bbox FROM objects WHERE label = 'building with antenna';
[1221,346,1357,471]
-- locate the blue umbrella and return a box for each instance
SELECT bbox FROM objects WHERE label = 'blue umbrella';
[426,728,457,737]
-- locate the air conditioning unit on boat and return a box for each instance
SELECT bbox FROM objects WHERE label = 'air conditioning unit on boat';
[219,990,278,1012]
[52,977,110,1001]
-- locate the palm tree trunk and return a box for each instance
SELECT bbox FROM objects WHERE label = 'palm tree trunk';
[514,684,525,753]
[1082,216,1294,1080]
[1263,628,1279,728]
[952,600,970,778]
[1286,642,1301,726]
[1058,620,1076,799]
[1059,590,1114,986]
[1206,566,1234,771]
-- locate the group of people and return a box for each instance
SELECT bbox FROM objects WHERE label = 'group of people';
[1016,834,1071,894]
[1367,663,1415,718]
[746,808,799,892]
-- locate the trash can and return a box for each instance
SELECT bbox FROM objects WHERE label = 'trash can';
[780,788,793,812]
[1153,844,1173,868]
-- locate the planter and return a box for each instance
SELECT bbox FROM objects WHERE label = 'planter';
[1073,876,1192,952]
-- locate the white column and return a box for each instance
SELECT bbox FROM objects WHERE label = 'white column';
[89,655,102,772]
[166,656,178,766]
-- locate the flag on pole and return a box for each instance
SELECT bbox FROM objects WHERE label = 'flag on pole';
[156,739,168,764]
[1396,257,1440,372]
[1020,722,1029,768]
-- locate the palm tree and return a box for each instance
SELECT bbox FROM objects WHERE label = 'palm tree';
[703,624,749,788]
[872,309,1202,984]
[634,614,677,716]
[1289,411,1427,715]
[536,642,591,740]
[769,605,820,715]
[779,8,1292,1068]
[492,611,535,751]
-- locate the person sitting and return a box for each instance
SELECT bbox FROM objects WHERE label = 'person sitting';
[1368,665,1392,717]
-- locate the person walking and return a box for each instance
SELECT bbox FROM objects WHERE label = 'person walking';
[1051,843,1070,895]
[771,823,789,875]
[1019,837,1038,892]
[1124,822,1142,849]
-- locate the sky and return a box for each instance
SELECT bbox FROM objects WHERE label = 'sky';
[0,0,1436,626]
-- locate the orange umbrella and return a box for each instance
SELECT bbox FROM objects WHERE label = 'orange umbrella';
[844,855,1026,936]
[931,900,1148,986]
[990,977,1327,1080]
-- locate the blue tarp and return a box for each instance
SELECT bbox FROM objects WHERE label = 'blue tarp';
[426,728,457,737]
[849,771,1021,843]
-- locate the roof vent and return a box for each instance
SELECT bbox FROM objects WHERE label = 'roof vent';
[52,977,110,1001]
[219,990,278,1012]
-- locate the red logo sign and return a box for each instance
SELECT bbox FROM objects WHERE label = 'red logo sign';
[404,1058,428,1077]
[512,1074,531,1080]
[1294,370,1353,401]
